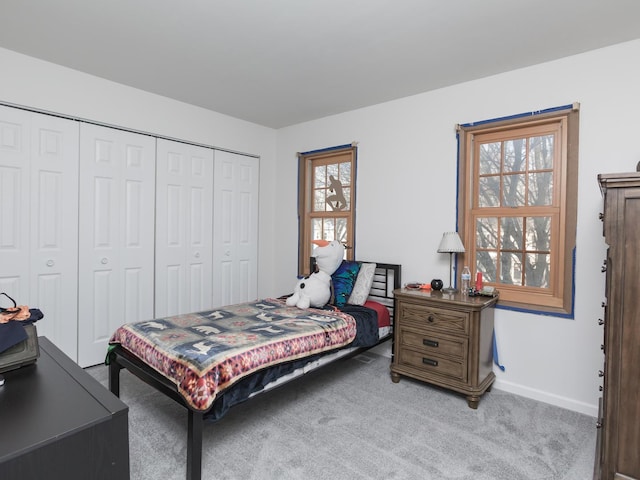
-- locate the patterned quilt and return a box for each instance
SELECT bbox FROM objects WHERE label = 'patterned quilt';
[109,298,357,411]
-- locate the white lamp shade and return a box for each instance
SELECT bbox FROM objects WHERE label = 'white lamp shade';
[437,231,465,253]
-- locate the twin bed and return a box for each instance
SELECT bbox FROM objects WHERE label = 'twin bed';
[107,262,401,480]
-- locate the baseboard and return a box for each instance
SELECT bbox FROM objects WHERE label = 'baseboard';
[493,378,598,417]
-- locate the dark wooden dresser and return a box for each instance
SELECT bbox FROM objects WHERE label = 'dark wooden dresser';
[0,337,130,480]
[595,172,640,480]
[391,288,497,408]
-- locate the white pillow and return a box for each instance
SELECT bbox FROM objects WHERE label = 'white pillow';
[348,263,377,305]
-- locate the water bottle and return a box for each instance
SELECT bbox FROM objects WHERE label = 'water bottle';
[461,266,471,294]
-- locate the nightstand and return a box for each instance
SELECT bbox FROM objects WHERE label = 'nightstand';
[391,288,497,408]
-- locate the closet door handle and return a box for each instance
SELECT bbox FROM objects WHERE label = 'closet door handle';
[423,339,439,348]
[46,260,55,267]
[101,257,108,265]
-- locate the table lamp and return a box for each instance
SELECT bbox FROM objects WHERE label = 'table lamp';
[437,231,465,293]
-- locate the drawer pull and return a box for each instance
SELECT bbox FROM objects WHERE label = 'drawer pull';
[427,315,435,323]
[422,358,438,367]
[423,339,439,348]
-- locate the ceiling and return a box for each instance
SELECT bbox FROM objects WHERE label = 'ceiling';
[2,0,640,129]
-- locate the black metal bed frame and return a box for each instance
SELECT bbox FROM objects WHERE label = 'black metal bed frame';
[108,262,401,480]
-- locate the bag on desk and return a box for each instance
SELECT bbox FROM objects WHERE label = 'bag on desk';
[0,323,40,373]
[0,293,42,373]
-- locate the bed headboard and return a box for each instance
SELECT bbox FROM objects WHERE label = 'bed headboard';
[363,262,402,324]
[308,257,402,323]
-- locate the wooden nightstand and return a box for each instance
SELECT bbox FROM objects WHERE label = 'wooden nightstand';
[391,288,497,408]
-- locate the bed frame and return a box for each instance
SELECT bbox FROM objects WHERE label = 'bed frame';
[108,262,401,480]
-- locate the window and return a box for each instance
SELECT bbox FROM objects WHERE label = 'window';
[297,145,357,275]
[457,105,579,316]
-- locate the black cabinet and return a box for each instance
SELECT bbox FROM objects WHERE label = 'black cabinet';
[0,337,129,480]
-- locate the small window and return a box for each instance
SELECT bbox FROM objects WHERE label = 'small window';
[297,145,357,275]
[457,105,579,316]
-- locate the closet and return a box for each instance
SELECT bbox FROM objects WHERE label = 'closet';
[0,105,259,367]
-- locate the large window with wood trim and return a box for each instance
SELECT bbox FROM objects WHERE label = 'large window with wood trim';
[297,145,356,275]
[457,105,579,316]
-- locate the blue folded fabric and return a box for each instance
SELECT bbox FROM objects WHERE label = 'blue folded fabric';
[0,321,28,354]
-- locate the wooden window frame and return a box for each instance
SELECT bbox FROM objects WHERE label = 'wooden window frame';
[297,145,357,276]
[457,105,579,316]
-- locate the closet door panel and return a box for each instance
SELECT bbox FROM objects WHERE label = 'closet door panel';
[30,114,79,358]
[0,107,32,302]
[212,151,259,307]
[78,124,155,367]
[156,139,213,317]
[0,106,79,360]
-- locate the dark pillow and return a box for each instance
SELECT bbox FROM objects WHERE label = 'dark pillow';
[331,260,361,307]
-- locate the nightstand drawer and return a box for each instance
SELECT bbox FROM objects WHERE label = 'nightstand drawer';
[399,302,469,335]
[399,326,466,360]
[398,347,467,382]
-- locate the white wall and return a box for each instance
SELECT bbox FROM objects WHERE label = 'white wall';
[275,39,640,416]
[0,47,278,300]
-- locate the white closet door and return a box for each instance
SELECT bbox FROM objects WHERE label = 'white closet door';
[156,139,214,317]
[212,150,259,307]
[78,124,155,367]
[0,106,79,360]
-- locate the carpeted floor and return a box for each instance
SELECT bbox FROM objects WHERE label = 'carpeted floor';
[88,347,596,480]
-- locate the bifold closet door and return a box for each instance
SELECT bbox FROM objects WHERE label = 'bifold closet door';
[78,124,156,367]
[0,106,79,361]
[212,150,259,307]
[156,139,214,317]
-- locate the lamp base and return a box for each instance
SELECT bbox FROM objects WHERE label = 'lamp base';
[442,287,458,294]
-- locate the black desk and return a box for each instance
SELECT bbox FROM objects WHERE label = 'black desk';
[0,337,129,480]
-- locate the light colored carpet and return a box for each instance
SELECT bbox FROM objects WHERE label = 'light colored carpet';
[87,345,596,480]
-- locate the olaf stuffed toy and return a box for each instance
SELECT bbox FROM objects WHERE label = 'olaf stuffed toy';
[286,240,345,309]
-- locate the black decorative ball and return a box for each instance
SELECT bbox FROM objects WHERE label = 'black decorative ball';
[430,279,443,291]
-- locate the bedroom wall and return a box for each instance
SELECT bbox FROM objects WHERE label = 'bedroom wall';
[274,39,640,416]
[0,46,279,299]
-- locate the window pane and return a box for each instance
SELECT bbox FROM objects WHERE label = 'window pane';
[528,172,553,206]
[500,252,523,286]
[336,218,348,244]
[501,217,523,250]
[342,187,351,210]
[525,253,550,288]
[311,218,322,240]
[476,250,497,283]
[322,218,335,240]
[314,189,326,212]
[314,165,326,188]
[476,217,498,249]
[327,163,339,179]
[339,162,351,184]
[528,134,554,170]
[479,142,501,174]
[478,176,500,207]
[526,216,551,251]
[504,138,526,173]
[502,173,525,207]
